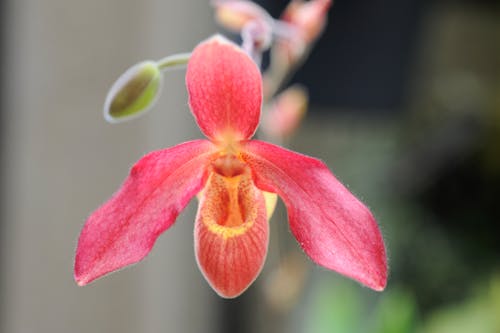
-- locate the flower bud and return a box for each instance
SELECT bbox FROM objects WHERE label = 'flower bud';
[262,85,308,139]
[212,0,272,33]
[281,0,332,44]
[104,61,162,123]
[269,0,332,69]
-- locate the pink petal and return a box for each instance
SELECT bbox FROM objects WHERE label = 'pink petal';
[75,140,216,286]
[195,169,269,298]
[241,140,387,291]
[186,35,262,142]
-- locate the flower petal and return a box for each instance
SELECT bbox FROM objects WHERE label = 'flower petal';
[195,169,269,298]
[241,140,387,291]
[75,140,216,286]
[186,35,262,142]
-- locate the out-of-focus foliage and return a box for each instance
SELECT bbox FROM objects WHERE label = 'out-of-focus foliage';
[372,288,417,333]
[301,274,500,333]
[419,274,500,333]
[303,278,364,333]
[301,277,418,333]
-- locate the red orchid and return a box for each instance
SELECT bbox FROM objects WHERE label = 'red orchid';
[74,35,387,298]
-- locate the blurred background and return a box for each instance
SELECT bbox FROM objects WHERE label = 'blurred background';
[1,0,499,332]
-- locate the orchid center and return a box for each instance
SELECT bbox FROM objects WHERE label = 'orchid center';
[212,154,246,178]
[199,160,260,238]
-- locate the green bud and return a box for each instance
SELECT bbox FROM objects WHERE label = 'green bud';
[104,61,162,123]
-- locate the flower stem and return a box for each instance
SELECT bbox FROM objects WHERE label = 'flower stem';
[156,52,191,71]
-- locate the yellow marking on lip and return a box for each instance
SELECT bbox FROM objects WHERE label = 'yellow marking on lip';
[206,222,253,239]
[200,169,262,240]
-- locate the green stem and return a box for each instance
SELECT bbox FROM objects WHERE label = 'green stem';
[156,52,191,70]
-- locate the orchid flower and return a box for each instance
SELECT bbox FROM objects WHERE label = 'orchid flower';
[74,35,387,298]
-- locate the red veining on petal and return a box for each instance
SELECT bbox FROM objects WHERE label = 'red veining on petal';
[240,140,387,291]
[186,35,263,142]
[74,140,216,286]
[195,167,269,298]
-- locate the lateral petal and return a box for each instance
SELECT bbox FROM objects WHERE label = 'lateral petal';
[186,35,262,142]
[75,140,216,285]
[241,140,387,291]
[195,170,269,298]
